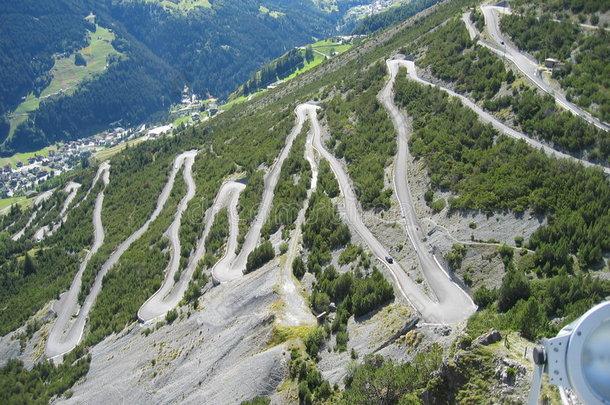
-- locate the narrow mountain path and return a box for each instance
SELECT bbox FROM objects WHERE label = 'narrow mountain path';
[46,151,195,358]
[304,103,476,324]
[45,163,110,359]
[467,6,608,132]
[213,106,308,283]
[137,151,198,322]
[394,59,610,175]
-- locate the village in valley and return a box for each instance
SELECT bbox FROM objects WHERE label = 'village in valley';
[0,86,218,199]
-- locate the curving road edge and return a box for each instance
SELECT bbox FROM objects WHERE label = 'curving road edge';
[208,182,247,285]
[304,103,476,324]
[473,6,609,132]
[395,58,610,175]
[213,106,308,283]
[137,151,199,322]
[34,181,82,242]
[46,151,195,358]
[45,162,110,359]
[11,189,55,241]
[380,60,477,315]
[277,123,318,327]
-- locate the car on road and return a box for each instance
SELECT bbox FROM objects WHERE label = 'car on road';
[385,255,394,264]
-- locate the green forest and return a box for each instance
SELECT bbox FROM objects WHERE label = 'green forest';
[0,0,356,154]
[417,17,608,163]
[325,61,395,210]
[500,10,610,122]
[394,72,610,332]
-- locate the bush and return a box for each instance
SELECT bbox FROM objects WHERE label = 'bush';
[165,309,178,324]
[445,244,466,269]
[245,241,275,274]
[292,256,306,279]
[498,269,530,312]
[240,397,270,405]
[304,327,327,358]
[514,236,524,247]
[473,285,498,308]
[74,52,87,66]
[430,198,446,212]
[338,243,364,265]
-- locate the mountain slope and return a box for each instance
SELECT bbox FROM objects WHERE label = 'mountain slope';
[0,0,372,155]
[1,0,609,403]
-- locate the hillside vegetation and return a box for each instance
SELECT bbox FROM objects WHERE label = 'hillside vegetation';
[0,0,368,155]
[500,0,610,122]
[1,0,608,403]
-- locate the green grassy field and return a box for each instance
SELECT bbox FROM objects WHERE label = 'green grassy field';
[311,39,351,57]
[125,0,211,12]
[0,146,56,169]
[283,50,326,81]
[93,137,147,161]
[0,197,34,212]
[40,25,119,100]
[223,39,351,110]
[8,22,120,137]
[172,116,191,127]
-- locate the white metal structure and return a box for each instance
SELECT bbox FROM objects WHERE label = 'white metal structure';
[529,301,610,405]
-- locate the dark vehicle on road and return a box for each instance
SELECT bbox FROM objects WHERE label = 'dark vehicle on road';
[385,255,394,264]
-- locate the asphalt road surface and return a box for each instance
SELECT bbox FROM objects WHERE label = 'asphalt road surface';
[46,162,110,359]
[396,59,610,175]
[478,6,609,132]
[46,151,195,358]
[137,152,199,322]
[304,103,476,324]
[214,106,308,282]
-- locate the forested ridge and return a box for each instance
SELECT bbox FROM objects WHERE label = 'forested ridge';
[0,0,94,117]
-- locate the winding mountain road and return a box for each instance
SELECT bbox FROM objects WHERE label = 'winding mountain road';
[277,125,318,327]
[11,189,54,241]
[304,103,476,324]
[473,6,609,132]
[34,181,81,241]
[46,163,110,359]
[208,182,247,285]
[213,106,308,283]
[46,151,195,358]
[137,151,199,322]
[379,61,476,318]
[394,59,610,175]
[139,178,246,323]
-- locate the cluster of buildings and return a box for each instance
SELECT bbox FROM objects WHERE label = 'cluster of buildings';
[2,87,221,199]
[346,0,400,18]
[172,86,219,122]
[0,127,134,198]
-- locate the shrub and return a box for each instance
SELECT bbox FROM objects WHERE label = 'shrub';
[245,241,275,273]
[304,327,327,358]
[473,285,498,308]
[292,256,306,279]
[165,309,178,324]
